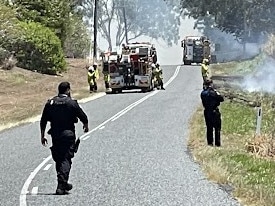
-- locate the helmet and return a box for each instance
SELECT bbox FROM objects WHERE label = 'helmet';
[93,62,98,66]
[202,58,209,64]
[151,63,156,68]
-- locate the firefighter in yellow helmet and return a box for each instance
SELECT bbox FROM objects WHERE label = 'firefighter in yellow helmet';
[87,62,99,93]
[154,63,165,90]
[201,58,210,88]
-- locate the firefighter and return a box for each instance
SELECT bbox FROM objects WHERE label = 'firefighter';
[40,81,89,195]
[201,58,210,88]
[155,63,165,90]
[87,62,99,93]
[200,79,224,147]
[103,71,111,91]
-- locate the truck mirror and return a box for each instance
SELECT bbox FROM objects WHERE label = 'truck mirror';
[215,44,221,51]
[181,41,184,48]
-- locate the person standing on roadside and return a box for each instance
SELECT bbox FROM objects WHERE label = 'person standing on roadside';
[87,62,99,93]
[40,81,89,195]
[201,58,210,88]
[200,79,224,147]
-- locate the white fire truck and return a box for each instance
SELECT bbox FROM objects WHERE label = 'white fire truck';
[101,42,157,93]
[181,36,213,65]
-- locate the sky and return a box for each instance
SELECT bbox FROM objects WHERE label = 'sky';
[97,17,201,65]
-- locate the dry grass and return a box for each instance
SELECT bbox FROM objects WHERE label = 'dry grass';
[188,104,275,206]
[188,56,275,206]
[0,58,105,128]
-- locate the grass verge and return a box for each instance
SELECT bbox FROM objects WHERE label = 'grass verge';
[189,57,275,206]
[0,58,105,131]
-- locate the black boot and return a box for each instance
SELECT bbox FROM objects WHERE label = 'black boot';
[56,182,73,195]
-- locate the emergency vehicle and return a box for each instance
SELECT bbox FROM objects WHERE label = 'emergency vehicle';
[101,42,157,93]
[181,36,212,65]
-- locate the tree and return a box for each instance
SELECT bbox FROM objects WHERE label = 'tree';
[64,15,90,58]
[10,0,81,48]
[172,0,275,40]
[16,21,66,74]
[80,0,181,50]
[0,4,23,50]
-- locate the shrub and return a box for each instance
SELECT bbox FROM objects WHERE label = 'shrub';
[16,21,66,74]
[0,4,23,65]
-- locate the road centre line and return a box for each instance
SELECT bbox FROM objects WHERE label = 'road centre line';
[111,66,180,121]
[43,164,52,171]
[19,66,181,206]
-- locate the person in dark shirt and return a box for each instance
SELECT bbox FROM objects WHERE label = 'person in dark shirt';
[40,81,89,195]
[200,79,224,147]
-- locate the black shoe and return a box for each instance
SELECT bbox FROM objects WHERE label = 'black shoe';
[161,87,165,90]
[56,189,68,195]
[65,183,73,191]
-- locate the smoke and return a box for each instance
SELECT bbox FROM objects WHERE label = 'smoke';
[241,56,275,94]
[206,28,262,62]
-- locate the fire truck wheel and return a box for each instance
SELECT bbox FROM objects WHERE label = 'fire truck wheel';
[111,89,117,94]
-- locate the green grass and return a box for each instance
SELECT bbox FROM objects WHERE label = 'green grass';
[189,57,275,206]
[211,54,266,76]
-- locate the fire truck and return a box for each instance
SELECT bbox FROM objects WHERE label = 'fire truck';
[181,36,213,65]
[101,42,157,93]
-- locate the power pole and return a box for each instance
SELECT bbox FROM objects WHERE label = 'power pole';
[93,0,98,62]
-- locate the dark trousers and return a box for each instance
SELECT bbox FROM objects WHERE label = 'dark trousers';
[105,81,109,89]
[204,109,221,146]
[50,131,76,188]
[89,82,97,92]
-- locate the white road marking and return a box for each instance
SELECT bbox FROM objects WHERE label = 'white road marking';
[31,187,38,195]
[20,156,51,205]
[82,135,90,141]
[19,66,181,206]
[99,126,105,130]
[43,164,52,171]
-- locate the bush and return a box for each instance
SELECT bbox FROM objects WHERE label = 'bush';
[16,21,66,74]
[0,4,23,60]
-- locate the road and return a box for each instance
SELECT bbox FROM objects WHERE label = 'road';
[0,65,240,206]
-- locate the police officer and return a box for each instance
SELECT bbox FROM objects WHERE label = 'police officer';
[40,81,89,195]
[200,79,224,147]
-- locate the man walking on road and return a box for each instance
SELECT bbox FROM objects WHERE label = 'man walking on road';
[200,79,224,147]
[40,81,89,195]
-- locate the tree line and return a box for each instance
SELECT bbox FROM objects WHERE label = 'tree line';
[0,0,182,73]
[166,0,275,43]
[0,0,89,74]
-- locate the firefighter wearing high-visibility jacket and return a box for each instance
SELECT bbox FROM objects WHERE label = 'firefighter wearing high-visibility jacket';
[201,58,210,88]
[103,71,110,91]
[153,63,165,90]
[87,62,99,93]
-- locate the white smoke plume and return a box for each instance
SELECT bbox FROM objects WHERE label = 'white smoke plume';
[241,56,275,94]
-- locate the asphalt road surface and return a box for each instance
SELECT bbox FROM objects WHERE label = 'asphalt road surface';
[0,65,241,206]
